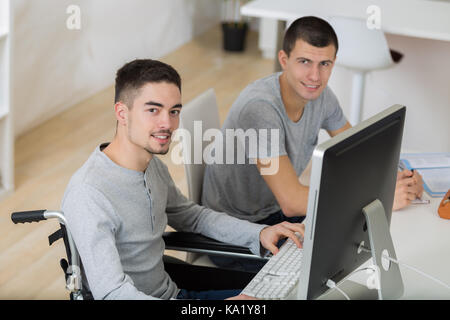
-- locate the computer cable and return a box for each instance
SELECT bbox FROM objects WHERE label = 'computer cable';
[325,279,351,300]
[382,253,450,291]
[325,267,377,300]
[358,246,450,291]
[326,254,449,300]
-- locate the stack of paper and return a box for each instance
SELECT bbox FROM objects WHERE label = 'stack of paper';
[399,153,450,197]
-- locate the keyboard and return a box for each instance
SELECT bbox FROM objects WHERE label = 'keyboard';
[241,233,303,299]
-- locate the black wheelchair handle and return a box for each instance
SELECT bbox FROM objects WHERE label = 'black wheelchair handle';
[11,210,47,224]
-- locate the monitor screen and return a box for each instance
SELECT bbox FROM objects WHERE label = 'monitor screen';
[298,104,406,300]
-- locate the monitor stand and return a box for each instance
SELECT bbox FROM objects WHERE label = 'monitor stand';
[362,199,404,299]
[318,199,404,300]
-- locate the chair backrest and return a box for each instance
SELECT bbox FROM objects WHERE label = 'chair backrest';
[329,16,393,71]
[179,88,220,204]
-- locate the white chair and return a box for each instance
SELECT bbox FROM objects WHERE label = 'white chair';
[329,16,403,125]
[167,88,268,267]
[176,88,221,266]
[178,88,221,205]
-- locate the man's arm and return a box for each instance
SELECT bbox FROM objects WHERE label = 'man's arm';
[163,161,267,256]
[327,120,352,137]
[255,121,351,218]
[62,184,157,300]
[258,120,425,215]
[256,156,309,217]
[162,158,307,257]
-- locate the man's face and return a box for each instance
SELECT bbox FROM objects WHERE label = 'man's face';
[279,39,336,103]
[125,81,182,155]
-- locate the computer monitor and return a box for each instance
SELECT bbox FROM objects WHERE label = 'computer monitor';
[297,104,406,300]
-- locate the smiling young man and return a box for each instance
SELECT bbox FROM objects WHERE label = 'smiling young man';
[201,17,423,270]
[61,59,304,300]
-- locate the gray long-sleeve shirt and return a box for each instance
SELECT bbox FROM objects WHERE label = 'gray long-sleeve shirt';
[61,143,266,300]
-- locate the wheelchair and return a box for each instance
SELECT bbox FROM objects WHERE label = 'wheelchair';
[11,209,267,300]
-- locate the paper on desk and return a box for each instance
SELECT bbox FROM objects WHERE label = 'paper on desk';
[416,168,450,196]
[400,153,450,197]
[401,153,450,169]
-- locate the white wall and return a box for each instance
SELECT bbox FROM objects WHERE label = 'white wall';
[12,0,220,137]
[327,34,450,153]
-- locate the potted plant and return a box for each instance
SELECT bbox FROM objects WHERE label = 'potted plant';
[221,0,249,52]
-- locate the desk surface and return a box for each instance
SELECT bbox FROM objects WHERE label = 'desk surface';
[347,195,450,299]
[298,162,450,299]
[242,0,450,42]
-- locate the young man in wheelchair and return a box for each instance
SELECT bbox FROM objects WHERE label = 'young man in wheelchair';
[61,59,304,300]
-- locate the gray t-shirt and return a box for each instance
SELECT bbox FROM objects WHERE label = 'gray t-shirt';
[202,72,347,222]
[61,143,266,300]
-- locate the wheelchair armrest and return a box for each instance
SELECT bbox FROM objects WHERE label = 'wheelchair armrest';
[163,231,264,260]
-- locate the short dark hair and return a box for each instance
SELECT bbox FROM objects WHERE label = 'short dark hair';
[114,59,181,108]
[283,16,338,56]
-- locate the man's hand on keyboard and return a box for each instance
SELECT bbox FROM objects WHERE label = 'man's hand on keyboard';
[243,223,305,299]
[259,222,305,255]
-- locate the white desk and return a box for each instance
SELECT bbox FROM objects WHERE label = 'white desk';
[242,0,450,71]
[379,196,449,299]
[325,196,450,300]
[299,164,450,299]
[241,0,450,42]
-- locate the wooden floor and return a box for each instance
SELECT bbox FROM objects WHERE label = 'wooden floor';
[0,25,273,299]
